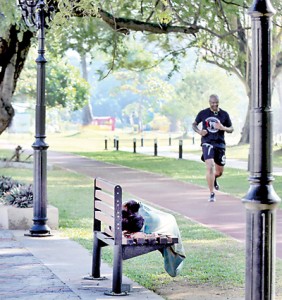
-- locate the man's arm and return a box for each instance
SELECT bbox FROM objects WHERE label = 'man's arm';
[215,122,234,133]
[192,121,208,136]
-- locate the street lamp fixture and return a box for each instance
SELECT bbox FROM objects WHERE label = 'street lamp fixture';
[17,0,54,236]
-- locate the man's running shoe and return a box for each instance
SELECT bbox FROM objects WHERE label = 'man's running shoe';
[214,179,220,190]
[209,192,216,202]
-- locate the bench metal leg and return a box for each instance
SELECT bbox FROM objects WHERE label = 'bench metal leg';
[104,244,127,296]
[91,232,102,278]
[112,244,123,294]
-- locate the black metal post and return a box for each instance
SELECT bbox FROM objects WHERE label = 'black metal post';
[179,139,183,159]
[18,0,53,236]
[104,137,108,150]
[133,138,136,153]
[154,138,157,156]
[116,136,119,151]
[141,136,144,147]
[242,1,281,299]
[169,134,171,146]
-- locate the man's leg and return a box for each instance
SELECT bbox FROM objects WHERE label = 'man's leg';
[205,158,215,194]
[214,147,226,190]
[214,164,223,190]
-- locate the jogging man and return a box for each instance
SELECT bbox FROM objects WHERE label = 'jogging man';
[192,94,234,202]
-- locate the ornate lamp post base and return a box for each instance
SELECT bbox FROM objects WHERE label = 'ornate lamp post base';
[25,223,52,237]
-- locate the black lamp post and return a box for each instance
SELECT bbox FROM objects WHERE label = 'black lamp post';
[243,0,281,298]
[18,0,54,236]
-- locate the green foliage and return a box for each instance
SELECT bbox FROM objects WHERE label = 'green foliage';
[161,66,245,132]
[0,0,22,34]
[113,68,175,130]
[14,48,90,110]
[46,58,90,110]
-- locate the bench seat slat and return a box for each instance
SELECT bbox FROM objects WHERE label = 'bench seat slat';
[167,236,178,244]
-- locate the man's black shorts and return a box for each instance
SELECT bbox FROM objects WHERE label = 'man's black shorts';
[201,143,226,166]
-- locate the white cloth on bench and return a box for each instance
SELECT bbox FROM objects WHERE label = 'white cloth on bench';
[138,203,186,277]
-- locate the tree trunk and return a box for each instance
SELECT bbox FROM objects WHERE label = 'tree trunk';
[0,26,33,134]
[238,100,251,144]
[80,54,93,125]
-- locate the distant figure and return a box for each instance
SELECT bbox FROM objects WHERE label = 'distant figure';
[122,200,186,277]
[10,145,22,162]
[192,94,234,202]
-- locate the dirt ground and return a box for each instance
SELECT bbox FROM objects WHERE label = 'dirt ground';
[155,282,245,300]
[156,282,282,300]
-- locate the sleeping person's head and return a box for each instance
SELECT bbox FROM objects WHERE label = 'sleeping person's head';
[122,200,144,232]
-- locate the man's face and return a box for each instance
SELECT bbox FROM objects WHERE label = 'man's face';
[209,97,219,112]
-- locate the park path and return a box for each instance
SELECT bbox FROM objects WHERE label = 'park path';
[47,151,282,259]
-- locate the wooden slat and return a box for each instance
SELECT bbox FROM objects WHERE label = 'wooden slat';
[95,190,114,206]
[166,236,178,244]
[134,237,145,245]
[146,237,157,245]
[95,201,114,216]
[157,236,168,244]
[122,237,134,245]
[95,211,114,228]
[95,177,116,192]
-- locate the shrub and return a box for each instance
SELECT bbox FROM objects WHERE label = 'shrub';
[0,176,33,208]
[0,176,21,197]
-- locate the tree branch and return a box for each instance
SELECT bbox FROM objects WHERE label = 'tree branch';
[98,8,199,35]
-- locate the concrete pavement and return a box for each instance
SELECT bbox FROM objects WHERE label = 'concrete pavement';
[0,229,163,299]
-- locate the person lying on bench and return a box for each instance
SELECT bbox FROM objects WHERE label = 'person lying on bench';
[122,200,186,277]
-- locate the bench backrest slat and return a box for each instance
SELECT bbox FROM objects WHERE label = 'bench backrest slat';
[95,200,114,217]
[95,190,114,206]
[95,177,116,191]
[95,211,115,228]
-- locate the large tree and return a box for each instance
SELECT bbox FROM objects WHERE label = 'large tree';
[0,0,281,140]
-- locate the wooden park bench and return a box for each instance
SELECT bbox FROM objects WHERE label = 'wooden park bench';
[88,177,179,296]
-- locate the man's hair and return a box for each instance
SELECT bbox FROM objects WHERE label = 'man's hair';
[209,94,219,101]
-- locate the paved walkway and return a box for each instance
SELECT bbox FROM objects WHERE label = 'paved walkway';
[0,229,163,299]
